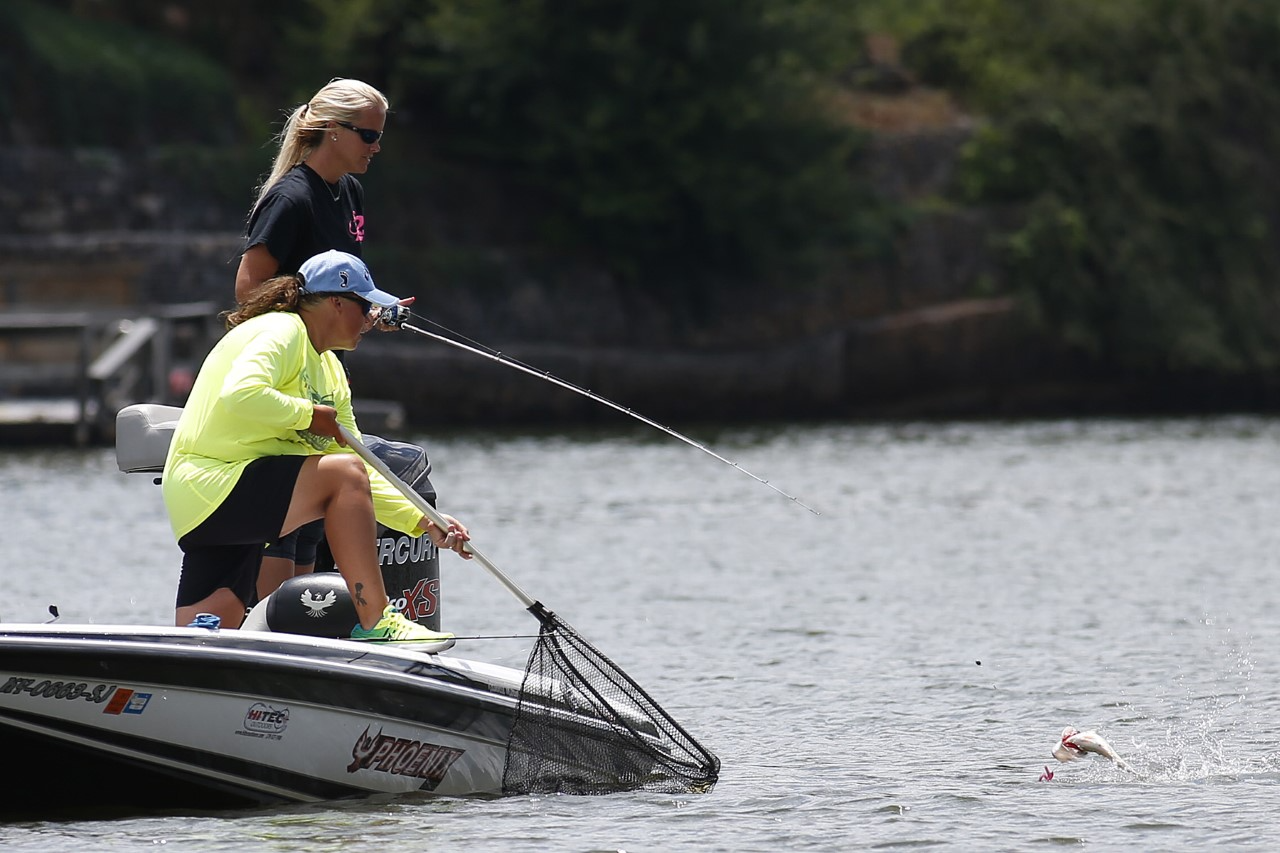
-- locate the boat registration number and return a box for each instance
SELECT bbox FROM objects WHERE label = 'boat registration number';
[0,676,118,704]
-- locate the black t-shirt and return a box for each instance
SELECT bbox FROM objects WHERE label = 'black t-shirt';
[244,163,367,275]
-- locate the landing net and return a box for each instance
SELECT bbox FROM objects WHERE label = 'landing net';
[501,604,720,796]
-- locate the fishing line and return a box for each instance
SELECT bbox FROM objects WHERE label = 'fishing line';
[448,634,541,641]
[379,306,821,515]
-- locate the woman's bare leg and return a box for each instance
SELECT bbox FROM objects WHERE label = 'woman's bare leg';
[280,455,389,631]
[255,555,296,602]
[175,588,247,629]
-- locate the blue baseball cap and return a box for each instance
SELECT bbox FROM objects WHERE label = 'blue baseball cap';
[298,250,401,307]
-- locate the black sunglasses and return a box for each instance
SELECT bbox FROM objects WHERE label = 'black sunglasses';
[335,293,374,315]
[335,121,383,144]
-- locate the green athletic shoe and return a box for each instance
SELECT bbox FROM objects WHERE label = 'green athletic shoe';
[350,605,455,645]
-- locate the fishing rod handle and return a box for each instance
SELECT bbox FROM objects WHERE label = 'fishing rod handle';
[377,305,411,328]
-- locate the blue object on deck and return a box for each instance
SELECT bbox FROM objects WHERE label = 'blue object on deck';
[187,613,221,630]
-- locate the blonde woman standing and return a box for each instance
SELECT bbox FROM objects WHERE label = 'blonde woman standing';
[236,77,387,301]
[234,78,391,600]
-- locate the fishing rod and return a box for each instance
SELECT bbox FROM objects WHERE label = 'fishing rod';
[376,305,821,515]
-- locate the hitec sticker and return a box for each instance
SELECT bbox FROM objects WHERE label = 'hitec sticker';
[236,702,290,740]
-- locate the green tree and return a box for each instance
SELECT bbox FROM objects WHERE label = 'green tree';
[1,0,238,146]
[904,0,1280,373]
[305,0,890,309]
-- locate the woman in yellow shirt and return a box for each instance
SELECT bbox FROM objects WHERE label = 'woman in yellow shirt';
[163,250,470,639]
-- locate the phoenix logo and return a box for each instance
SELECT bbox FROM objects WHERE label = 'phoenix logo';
[301,589,338,618]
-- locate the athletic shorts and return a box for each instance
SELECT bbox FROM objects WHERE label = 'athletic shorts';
[261,518,326,565]
[175,455,307,608]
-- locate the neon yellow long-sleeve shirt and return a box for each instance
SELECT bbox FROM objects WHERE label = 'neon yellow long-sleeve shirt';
[161,311,423,540]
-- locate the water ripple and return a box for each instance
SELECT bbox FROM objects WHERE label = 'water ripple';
[6,417,1280,850]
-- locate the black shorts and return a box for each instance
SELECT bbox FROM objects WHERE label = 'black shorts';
[175,455,308,608]
[262,518,326,565]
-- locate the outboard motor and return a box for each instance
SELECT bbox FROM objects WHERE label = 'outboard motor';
[248,434,444,636]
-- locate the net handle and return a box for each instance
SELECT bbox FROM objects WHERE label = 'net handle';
[339,425,538,610]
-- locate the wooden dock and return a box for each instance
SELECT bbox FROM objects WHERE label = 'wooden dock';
[0,304,407,446]
[0,303,220,446]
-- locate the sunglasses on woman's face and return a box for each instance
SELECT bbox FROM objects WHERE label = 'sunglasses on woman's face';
[335,121,383,145]
[336,294,376,319]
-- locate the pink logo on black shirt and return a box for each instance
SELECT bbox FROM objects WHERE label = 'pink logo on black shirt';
[349,214,365,243]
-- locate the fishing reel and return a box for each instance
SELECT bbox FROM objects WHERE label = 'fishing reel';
[377,304,411,329]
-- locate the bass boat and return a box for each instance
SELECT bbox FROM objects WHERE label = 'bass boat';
[0,404,718,818]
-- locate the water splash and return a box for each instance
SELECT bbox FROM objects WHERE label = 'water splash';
[1050,614,1275,783]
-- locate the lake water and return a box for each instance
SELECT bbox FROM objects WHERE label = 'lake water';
[3,416,1280,850]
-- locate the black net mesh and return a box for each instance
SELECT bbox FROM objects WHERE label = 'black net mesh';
[501,604,720,796]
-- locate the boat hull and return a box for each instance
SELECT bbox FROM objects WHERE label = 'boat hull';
[0,624,523,817]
